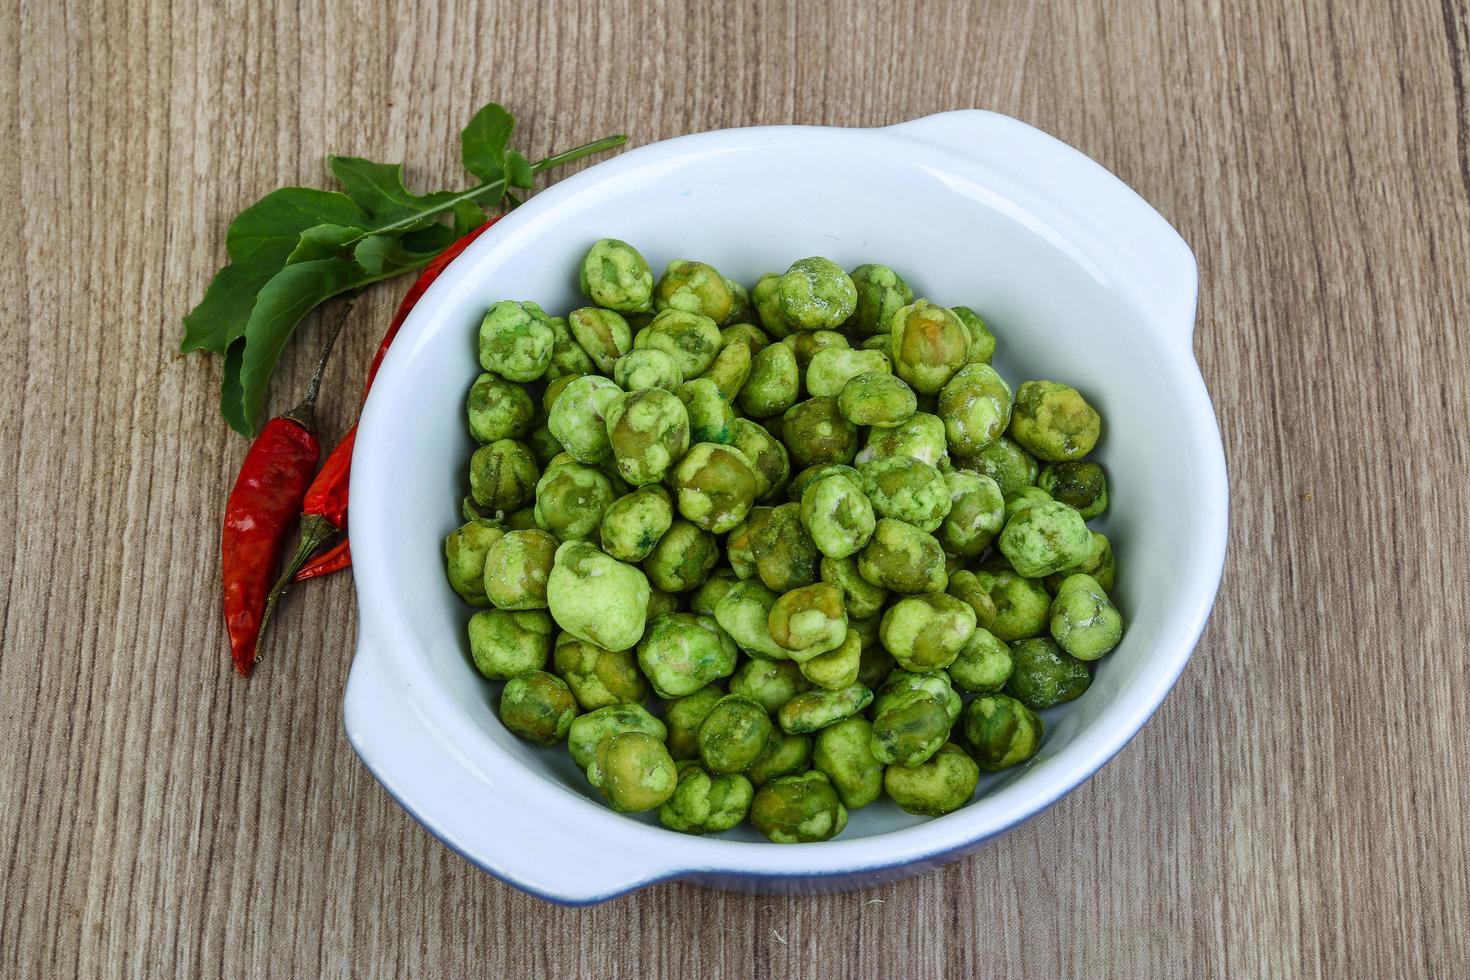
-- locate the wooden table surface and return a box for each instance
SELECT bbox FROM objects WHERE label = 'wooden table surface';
[5,0,1469,975]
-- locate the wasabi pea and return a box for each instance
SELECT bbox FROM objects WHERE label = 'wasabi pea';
[798,626,863,690]
[580,239,654,313]
[478,300,555,382]
[567,307,632,374]
[890,300,969,394]
[533,460,616,542]
[870,691,952,767]
[713,578,792,660]
[962,693,1043,771]
[547,541,651,652]
[568,703,666,769]
[547,374,621,464]
[663,684,726,760]
[848,263,914,338]
[951,306,996,364]
[636,613,739,698]
[975,568,1051,641]
[857,518,948,594]
[751,771,848,843]
[946,570,997,629]
[820,555,889,619]
[948,627,1013,693]
[730,659,813,713]
[589,731,678,812]
[467,373,535,444]
[799,469,876,559]
[873,668,962,723]
[729,418,790,502]
[884,742,979,816]
[637,308,723,378]
[938,363,1011,457]
[483,528,557,610]
[658,762,754,833]
[1049,573,1123,660]
[749,502,820,592]
[858,455,952,533]
[675,377,737,445]
[1004,485,1055,522]
[605,387,690,486]
[643,519,719,593]
[654,259,734,323]
[768,582,848,659]
[786,462,859,502]
[672,442,760,533]
[879,592,976,672]
[613,348,683,391]
[553,634,650,709]
[747,731,813,786]
[787,330,851,375]
[997,500,1093,578]
[739,341,801,418]
[776,683,873,734]
[838,371,917,428]
[1005,637,1091,709]
[1038,462,1108,520]
[967,437,1038,497]
[856,643,898,690]
[806,347,890,398]
[1010,380,1101,462]
[723,277,753,325]
[855,412,948,468]
[938,470,1005,558]
[698,695,775,774]
[778,256,856,330]
[544,315,596,380]
[499,670,578,746]
[444,519,505,606]
[751,272,793,339]
[469,439,540,513]
[1046,531,1116,593]
[599,484,675,562]
[722,321,770,356]
[812,717,884,809]
[782,397,859,469]
[699,336,752,400]
[690,566,740,617]
[467,608,554,680]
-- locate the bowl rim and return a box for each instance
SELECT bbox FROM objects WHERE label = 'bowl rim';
[346,109,1228,903]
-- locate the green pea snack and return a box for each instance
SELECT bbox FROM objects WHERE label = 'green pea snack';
[448,245,1127,841]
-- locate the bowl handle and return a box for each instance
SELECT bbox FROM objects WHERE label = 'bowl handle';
[885,109,1200,346]
[344,631,680,905]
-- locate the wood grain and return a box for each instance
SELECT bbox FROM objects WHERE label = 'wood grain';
[3,0,1468,975]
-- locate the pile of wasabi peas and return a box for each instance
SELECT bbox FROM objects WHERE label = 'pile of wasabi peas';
[444,241,1123,843]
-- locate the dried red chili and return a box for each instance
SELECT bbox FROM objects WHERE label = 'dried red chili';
[221,305,350,676]
[295,539,352,581]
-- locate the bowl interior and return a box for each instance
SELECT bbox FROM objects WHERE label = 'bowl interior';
[364,133,1211,843]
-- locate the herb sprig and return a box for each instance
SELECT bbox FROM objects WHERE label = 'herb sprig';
[182,102,625,434]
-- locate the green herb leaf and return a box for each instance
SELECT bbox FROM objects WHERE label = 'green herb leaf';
[286,224,365,265]
[461,103,515,181]
[452,200,488,236]
[220,340,248,434]
[328,156,453,226]
[506,150,535,189]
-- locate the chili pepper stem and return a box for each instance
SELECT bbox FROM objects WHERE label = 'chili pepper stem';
[281,302,353,429]
[254,514,339,660]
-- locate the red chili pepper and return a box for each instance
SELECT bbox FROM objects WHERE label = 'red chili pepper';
[289,217,502,583]
[221,305,350,676]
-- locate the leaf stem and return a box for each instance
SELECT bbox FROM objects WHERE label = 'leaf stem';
[532,134,628,174]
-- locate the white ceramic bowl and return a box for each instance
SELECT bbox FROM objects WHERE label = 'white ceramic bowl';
[346,110,1227,904]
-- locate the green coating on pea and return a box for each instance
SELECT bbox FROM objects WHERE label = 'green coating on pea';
[870,691,952,767]
[873,668,962,722]
[467,608,554,680]
[580,239,654,313]
[857,519,948,594]
[951,306,996,364]
[798,626,862,690]
[478,300,555,382]
[776,682,873,734]
[812,716,884,809]
[782,397,859,468]
[588,731,678,813]
[469,440,540,513]
[751,273,793,339]
[643,519,719,593]
[1010,380,1102,462]
[525,417,564,467]
[663,684,726,760]
[739,341,801,418]
[890,300,969,394]
[805,347,890,399]
[483,529,557,610]
[856,412,948,468]
[547,541,651,652]
[445,519,505,606]
[499,670,578,746]
[729,418,790,502]
[699,337,752,400]
[778,257,857,330]
[962,693,1043,771]
[547,374,622,464]
[670,442,757,533]
[799,470,876,560]
[838,371,917,428]
[599,484,674,562]
[567,703,666,769]
[698,695,775,774]
[654,259,734,323]
[605,387,690,486]
[713,579,793,660]
[1038,462,1108,520]
[730,658,813,713]
[857,643,897,689]
[542,374,580,414]
[947,570,997,628]
[1049,573,1123,660]
[1005,637,1091,709]
[690,566,740,617]
[997,499,1093,578]
[849,263,914,339]
[565,306,632,375]
[858,455,952,533]
[658,762,755,833]
[467,373,535,444]
[1046,531,1116,593]
[768,582,848,659]
[613,348,683,391]
[636,612,739,698]
[884,742,979,816]
[722,322,770,355]
[734,505,813,595]
[675,378,737,445]
[879,592,977,672]
[637,308,724,378]
[723,277,753,325]
[974,568,1051,641]
[751,771,848,843]
[544,315,596,381]
[747,731,813,786]
[938,471,1005,558]
[786,330,850,376]
[1002,486,1053,524]
[552,634,650,710]
[533,460,616,542]
[787,462,859,502]
[948,627,1014,693]
[938,363,1012,457]
[966,437,1038,497]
